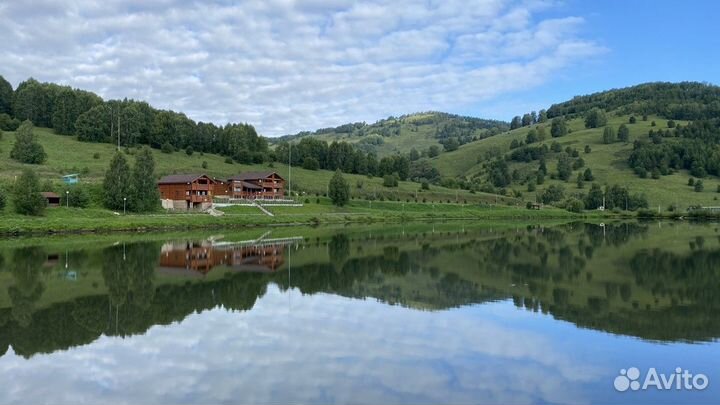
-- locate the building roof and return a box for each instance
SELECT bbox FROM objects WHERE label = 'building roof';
[41,192,60,198]
[228,171,283,181]
[240,181,262,190]
[157,174,215,185]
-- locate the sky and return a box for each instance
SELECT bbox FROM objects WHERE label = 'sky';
[0,0,718,136]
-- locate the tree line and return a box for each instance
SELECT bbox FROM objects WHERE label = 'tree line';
[0,75,269,164]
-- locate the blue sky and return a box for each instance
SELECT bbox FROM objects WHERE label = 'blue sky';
[0,0,717,136]
[465,1,720,120]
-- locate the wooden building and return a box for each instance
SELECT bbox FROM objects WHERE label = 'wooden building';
[41,192,61,207]
[158,241,286,276]
[157,174,216,211]
[224,171,285,200]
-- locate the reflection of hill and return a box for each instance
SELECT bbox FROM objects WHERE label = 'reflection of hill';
[1,222,720,358]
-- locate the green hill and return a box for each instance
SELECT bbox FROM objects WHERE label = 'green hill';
[275,111,509,157]
[0,126,504,205]
[432,82,720,210]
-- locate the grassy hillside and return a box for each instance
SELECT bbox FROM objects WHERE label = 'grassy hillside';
[275,111,508,157]
[0,126,510,205]
[434,113,720,209]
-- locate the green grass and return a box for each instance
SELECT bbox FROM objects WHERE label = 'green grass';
[434,113,720,209]
[0,195,602,235]
[0,126,509,205]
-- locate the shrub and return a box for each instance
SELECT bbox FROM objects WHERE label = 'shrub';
[12,169,46,216]
[93,152,101,159]
[302,157,320,170]
[201,161,208,169]
[61,186,90,208]
[566,198,585,213]
[694,180,704,192]
[629,116,637,124]
[224,157,233,164]
[10,121,46,164]
[383,174,399,187]
[421,181,430,190]
[161,142,174,153]
[185,146,194,156]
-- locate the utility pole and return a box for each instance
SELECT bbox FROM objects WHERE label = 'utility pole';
[118,110,121,151]
[288,143,292,199]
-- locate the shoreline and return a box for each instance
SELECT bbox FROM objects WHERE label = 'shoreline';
[0,203,616,237]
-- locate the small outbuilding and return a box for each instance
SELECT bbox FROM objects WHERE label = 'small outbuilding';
[41,192,61,207]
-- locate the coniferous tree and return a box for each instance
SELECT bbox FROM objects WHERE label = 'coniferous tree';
[12,169,46,216]
[103,153,132,210]
[130,147,160,212]
[10,121,47,164]
[617,124,630,142]
[602,126,616,144]
[328,169,350,207]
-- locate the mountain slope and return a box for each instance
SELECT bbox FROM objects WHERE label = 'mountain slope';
[433,82,720,209]
[275,112,509,157]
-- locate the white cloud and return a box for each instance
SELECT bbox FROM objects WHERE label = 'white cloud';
[0,285,606,404]
[0,0,605,136]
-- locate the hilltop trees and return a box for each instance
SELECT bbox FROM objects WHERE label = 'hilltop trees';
[328,169,350,207]
[12,169,46,216]
[10,120,46,164]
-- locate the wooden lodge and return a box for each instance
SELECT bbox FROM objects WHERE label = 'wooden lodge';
[157,174,217,211]
[224,171,285,200]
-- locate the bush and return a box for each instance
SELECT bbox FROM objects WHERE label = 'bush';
[629,116,637,124]
[61,186,90,208]
[161,142,174,153]
[201,161,208,169]
[93,152,101,159]
[302,157,320,170]
[688,178,695,186]
[421,181,430,190]
[566,198,585,213]
[12,169,46,216]
[539,184,565,204]
[694,180,704,192]
[10,121,46,164]
[224,157,233,164]
[383,174,399,187]
[185,146,194,156]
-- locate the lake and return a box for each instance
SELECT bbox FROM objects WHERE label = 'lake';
[0,221,718,404]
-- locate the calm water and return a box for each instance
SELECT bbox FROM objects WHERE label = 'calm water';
[0,222,719,404]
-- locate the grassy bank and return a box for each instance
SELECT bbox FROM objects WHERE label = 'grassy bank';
[0,197,605,236]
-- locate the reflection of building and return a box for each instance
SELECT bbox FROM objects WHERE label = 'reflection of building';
[158,238,297,277]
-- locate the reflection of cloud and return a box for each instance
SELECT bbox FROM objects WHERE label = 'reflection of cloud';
[0,285,603,404]
[0,1,605,135]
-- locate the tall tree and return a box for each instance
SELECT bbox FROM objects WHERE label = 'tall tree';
[328,169,350,207]
[12,168,46,216]
[130,147,160,212]
[10,120,46,164]
[510,116,522,130]
[103,153,132,210]
[0,75,13,115]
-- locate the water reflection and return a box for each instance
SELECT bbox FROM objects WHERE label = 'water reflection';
[1,222,720,403]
